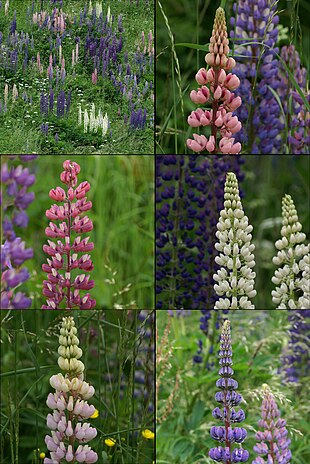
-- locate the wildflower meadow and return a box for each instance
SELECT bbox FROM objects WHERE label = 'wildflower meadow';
[0,0,154,154]
[156,0,309,154]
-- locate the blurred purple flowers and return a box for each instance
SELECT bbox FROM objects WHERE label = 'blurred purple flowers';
[281,310,310,383]
[252,385,291,464]
[1,155,37,309]
[210,319,249,463]
[230,0,282,154]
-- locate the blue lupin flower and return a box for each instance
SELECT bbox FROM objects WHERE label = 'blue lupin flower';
[209,319,249,463]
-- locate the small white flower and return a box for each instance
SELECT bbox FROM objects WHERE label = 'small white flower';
[271,194,309,309]
[213,172,256,309]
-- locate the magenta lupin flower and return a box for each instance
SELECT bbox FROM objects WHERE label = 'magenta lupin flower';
[187,7,242,154]
[44,316,98,464]
[42,160,96,310]
[252,385,291,464]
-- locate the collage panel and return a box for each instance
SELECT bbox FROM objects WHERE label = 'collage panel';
[1,155,154,310]
[156,1,309,154]
[0,0,154,155]
[156,155,309,310]
[0,308,155,463]
[156,309,310,464]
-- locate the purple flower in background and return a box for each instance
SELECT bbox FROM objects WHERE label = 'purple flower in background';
[156,155,244,309]
[278,45,309,154]
[209,319,248,463]
[281,310,310,383]
[252,385,291,464]
[230,0,283,154]
[167,309,191,317]
[1,156,37,309]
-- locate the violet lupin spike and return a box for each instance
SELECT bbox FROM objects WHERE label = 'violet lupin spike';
[209,319,249,463]
[252,384,291,464]
[42,160,96,310]
[44,316,98,464]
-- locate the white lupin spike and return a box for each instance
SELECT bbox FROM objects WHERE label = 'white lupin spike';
[271,194,309,309]
[213,172,256,309]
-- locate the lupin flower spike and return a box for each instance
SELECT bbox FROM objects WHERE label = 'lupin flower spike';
[44,317,98,464]
[213,172,256,309]
[187,7,242,154]
[252,384,291,464]
[42,160,96,310]
[209,319,249,463]
[271,194,309,309]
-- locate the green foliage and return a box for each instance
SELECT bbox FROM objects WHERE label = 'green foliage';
[156,310,310,464]
[0,310,154,464]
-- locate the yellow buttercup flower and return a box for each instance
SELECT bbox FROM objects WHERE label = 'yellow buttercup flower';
[105,438,116,447]
[142,429,154,439]
[39,452,46,459]
[90,409,99,419]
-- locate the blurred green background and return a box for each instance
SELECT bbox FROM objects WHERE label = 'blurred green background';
[156,0,310,154]
[1,155,154,309]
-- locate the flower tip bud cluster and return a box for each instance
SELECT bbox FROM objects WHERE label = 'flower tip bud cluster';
[272,194,309,309]
[209,319,248,463]
[213,172,256,309]
[205,7,236,70]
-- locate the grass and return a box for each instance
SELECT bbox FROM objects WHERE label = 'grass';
[0,0,154,154]
[156,309,310,464]
[1,155,154,310]
[0,309,155,464]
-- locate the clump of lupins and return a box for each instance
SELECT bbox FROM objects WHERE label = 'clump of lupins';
[252,384,291,464]
[156,155,243,309]
[79,104,109,137]
[213,172,256,309]
[271,194,309,309]
[281,310,310,384]
[209,319,249,463]
[44,316,98,463]
[187,7,242,154]
[1,156,37,309]
[42,160,96,310]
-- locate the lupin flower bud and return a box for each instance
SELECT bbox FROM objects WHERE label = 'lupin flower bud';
[271,194,309,309]
[42,160,96,310]
[187,7,242,154]
[209,319,249,463]
[213,172,256,309]
[44,317,98,464]
[252,385,291,464]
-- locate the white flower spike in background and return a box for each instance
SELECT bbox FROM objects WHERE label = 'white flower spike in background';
[213,172,256,310]
[272,194,310,309]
